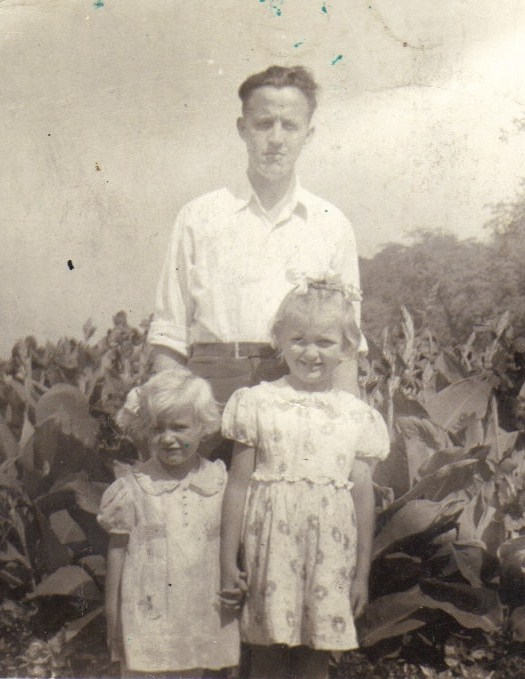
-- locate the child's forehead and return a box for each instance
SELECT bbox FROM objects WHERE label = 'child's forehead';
[151,401,196,424]
[282,308,343,333]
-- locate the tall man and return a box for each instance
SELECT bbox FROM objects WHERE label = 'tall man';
[148,65,364,409]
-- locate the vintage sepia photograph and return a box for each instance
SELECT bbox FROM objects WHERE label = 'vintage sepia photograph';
[2,0,525,677]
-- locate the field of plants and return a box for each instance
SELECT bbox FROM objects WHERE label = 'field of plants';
[1,309,525,677]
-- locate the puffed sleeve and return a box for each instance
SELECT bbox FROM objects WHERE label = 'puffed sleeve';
[97,476,136,535]
[355,407,390,462]
[221,387,258,447]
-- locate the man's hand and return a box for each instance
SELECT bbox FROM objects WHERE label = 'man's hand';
[220,565,247,610]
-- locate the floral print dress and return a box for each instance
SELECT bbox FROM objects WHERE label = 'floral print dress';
[222,378,389,651]
[97,457,240,673]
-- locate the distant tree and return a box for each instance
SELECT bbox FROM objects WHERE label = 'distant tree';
[484,179,525,331]
[360,230,497,345]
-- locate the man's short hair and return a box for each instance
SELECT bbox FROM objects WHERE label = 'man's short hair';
[238,65,318,116]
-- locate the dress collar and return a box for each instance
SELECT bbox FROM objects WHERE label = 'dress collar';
[130,456,225,496]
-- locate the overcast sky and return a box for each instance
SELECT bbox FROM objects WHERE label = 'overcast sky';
[2,0,525,355]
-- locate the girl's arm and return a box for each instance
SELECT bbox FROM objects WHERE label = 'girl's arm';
[350,459,375,618]
[105,533,128,649]
[220,442,255,608]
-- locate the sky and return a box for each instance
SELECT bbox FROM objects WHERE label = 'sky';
[2,0,525,356]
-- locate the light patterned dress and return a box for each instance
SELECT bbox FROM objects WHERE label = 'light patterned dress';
[97,457,240,673]
[222,377,389,651]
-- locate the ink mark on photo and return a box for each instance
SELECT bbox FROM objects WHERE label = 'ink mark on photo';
[321,3,328,14]
[67,260,74,270]
[331,54,343,65]
[293,40,304,48]
[95,162,101,171]
[94,0,104,7]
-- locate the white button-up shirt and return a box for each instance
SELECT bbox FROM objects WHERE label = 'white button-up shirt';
[148,177,363,357]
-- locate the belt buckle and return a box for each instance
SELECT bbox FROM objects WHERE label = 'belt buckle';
[234,342,241,359]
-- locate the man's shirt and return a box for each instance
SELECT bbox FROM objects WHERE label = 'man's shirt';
[148,177,363,358]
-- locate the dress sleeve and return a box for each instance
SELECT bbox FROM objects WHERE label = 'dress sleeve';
[355,407,390,462]
[97,476,136,535]
[221,387,258,447]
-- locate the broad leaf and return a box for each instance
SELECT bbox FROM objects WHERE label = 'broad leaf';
[374,499,463,558]
[0,413,19,461]
[395,416,449,484]
[510,605,525,642]
[35,384,98,448]
[425,377,492,433]
[358,586,427,647]
[434,351,467,385]
[419,578,503,632]
[48,606,103,654]
[28,565,100,600]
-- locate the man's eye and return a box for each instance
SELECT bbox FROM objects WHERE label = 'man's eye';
[318,340,335,348]
[283,122,298,131]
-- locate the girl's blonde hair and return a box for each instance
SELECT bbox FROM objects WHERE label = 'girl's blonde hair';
[116,368,220,441]
[271,282,361,354]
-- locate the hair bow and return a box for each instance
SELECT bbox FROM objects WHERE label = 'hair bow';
[286,269,362,302]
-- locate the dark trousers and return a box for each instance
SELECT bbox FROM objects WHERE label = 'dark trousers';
[188,354,287,467]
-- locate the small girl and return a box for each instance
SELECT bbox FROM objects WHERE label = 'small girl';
[98,369,240,678]
[220,273,390,679]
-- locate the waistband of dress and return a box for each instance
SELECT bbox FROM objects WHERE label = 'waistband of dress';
[250,472,354,491]
[190,342,276,359]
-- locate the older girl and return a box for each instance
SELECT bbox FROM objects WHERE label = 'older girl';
[220,274,389,679]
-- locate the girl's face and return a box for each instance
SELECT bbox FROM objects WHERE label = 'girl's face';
[148,404,202,471]
[277,312,346,391]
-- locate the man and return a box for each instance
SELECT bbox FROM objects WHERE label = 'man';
[148,65,364,410]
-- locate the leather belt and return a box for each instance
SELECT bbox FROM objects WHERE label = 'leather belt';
[190,342,276,359]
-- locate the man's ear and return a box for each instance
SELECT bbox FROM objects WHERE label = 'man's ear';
[237,116,246,141]
[304,125,315,145]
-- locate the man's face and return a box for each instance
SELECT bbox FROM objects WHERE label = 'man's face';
[237,86,314,184]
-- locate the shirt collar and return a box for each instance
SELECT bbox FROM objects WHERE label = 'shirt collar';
[230,173,308,223]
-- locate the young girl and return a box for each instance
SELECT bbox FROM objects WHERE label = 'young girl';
[98,369,240,678]
[220,273,390,679]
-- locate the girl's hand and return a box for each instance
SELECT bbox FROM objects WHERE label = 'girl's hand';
[219,566,247,610]
[351,573,369,619]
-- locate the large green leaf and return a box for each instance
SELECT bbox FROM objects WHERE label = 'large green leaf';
[374,499,464,558]
[434,351,467,385]
[424,377,492,433]
[498,536,525,605]
[510,605,525,642]
[383,458,479,516]
[360,580,503,647]
[358,586,427,647]
[0,412,19,461]
[27,565,100,600]
[46,471,107,515]
[395,416,450,485]
[35,384,98,448]
[419,578,503,632]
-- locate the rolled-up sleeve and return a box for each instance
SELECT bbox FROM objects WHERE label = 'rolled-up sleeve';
[147,208,194,357]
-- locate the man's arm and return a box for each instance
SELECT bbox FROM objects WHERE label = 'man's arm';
[147,206,194,362]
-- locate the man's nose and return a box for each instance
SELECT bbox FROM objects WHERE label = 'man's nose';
[268,121,284,144]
